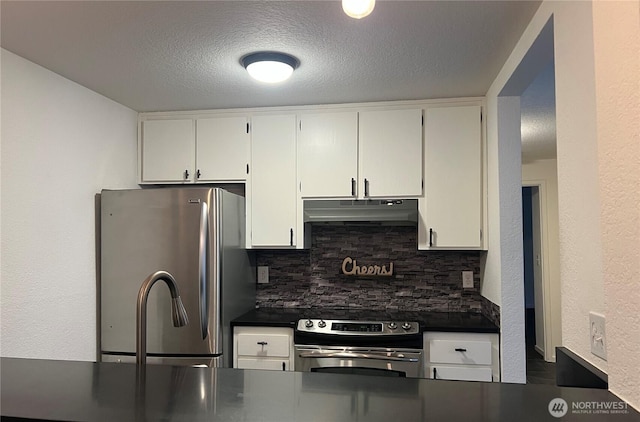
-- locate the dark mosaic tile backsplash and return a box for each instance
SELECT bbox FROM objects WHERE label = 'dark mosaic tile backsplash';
[481,295,501,327]
[256,225,500,324]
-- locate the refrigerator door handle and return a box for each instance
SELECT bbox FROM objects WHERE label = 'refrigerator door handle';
[199,201,209,340]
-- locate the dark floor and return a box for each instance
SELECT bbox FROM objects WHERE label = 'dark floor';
[525,308,556,385]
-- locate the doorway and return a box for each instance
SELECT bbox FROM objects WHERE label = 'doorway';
[522,186,545,357]
[523,185,555,384]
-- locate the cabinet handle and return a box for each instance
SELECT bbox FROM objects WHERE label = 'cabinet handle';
[364,178,369,197]
[290,228,294,246]
[433,367,437,379]
[196,169,201,179]
[454,348,467,352]
[184,169,190,180]
[351,178,356,196]
[282,362,286,371]
[257,341,268,346]
[429,228,433,247]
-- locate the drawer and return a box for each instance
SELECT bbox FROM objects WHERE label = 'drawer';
[429,339,492,365]
[429,365,492,382]
[236,333,291,358]
[237,357,291,371]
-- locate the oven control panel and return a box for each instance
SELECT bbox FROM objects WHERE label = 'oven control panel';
[297,319,420,335]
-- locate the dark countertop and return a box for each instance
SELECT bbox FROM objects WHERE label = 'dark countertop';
[231,307,500,333]
[2,358,638,422]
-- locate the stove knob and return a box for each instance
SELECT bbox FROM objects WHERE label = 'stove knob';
[305,319,314,328]
[402,322,412,330]
[388,322,397,330]
[318,320,327,328]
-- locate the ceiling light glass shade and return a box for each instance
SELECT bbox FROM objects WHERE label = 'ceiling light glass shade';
[242,52,299,84]
[342,0,375,19]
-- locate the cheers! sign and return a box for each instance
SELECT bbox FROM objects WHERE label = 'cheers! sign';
[341,256,394,277]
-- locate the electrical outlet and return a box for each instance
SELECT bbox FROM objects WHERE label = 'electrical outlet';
[257,266,269,284]
[589,312,607,360]
[462,271,474,289]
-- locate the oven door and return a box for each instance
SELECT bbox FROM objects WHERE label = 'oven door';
[295,345,423,378]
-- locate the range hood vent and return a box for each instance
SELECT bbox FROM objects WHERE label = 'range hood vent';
[303,199,418,224]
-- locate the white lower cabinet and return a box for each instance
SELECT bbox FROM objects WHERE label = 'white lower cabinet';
[233,326,294,371]
[423,331,499,382]
[428,365,493,382]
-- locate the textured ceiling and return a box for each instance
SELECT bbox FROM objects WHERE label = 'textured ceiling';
[1,1,542,112]
[521,60,556,163]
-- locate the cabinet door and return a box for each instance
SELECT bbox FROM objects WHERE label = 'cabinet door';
[429,339,492,365]
[359,109,423,198]
[141,119,194,183]
[250,114,297,247]
[420,106,482,249]
[236,358,291,371]
[236,332,291,358]
[430,365,493,382]
[196,117,249,182]
[233,327,294,371]
[297,112,358,198]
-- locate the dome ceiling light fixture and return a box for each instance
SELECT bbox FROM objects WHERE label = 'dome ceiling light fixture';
[241,52,299,84]
[342,0,376,19]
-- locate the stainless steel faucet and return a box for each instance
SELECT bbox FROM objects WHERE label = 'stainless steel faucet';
[136,270,189,366]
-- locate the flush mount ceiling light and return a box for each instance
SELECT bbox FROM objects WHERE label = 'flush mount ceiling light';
[241,52,299,84]
[342,0,376,19]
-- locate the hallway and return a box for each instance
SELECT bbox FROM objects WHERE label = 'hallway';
[525,308,556,385]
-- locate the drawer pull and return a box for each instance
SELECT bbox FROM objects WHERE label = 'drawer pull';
[454,348,467,352]
[257,341,268,346]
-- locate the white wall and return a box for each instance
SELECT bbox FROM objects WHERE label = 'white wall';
[592,1,640,408]
[483,94,526,383]
[486,1,639,409]
[0,49,138,361]
[552,0,609,376]
[522,159,561,362]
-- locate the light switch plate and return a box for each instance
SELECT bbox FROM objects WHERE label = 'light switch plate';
[589,312,607,360]
[462,271,474,289]
[257,266,269,284]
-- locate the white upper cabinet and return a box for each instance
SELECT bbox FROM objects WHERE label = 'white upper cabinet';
[419,105,482,249]
[250,114,297,248]
[140,116,249,184]
[138,100,486,251]
[297,112,358,198]
[140,119,194,183]
[359,109,423,198]
[196,117,250,182]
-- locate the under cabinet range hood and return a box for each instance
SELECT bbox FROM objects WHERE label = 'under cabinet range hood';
[303,199,418,224]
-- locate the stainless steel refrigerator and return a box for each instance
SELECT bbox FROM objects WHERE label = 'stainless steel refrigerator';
[99,187,255,367]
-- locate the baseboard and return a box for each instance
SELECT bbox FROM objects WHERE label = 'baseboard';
[534,344,545,357]
[556,346,608,389]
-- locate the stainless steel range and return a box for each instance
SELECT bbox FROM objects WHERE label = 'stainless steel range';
[294,318,423,378]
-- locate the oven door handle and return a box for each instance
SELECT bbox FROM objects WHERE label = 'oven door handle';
[298,351,419,363]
